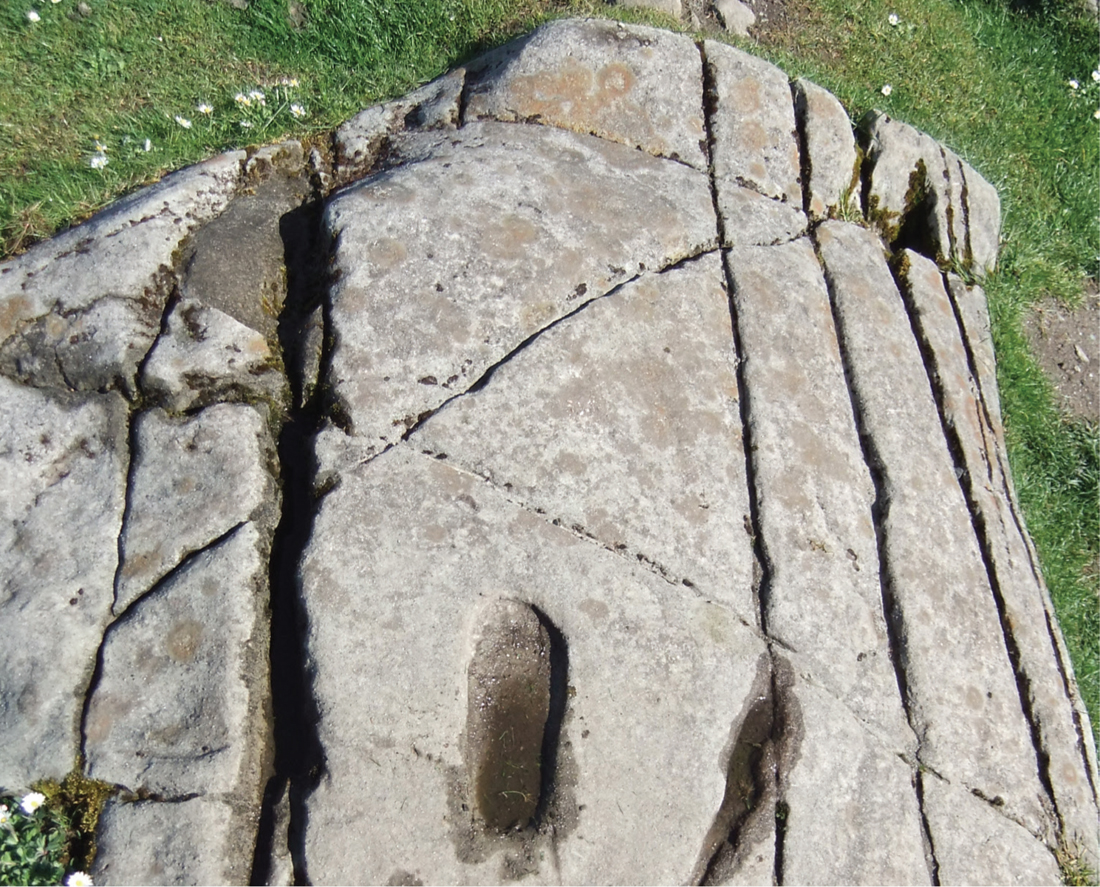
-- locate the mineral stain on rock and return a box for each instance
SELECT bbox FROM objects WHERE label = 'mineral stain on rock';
[465,599,551,832]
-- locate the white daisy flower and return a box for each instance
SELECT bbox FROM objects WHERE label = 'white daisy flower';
[881,84,893,97]
[196,102,213,115]
[26,9,41,21]
[290,104,306,118]
[1069,79,1080,89]
[888,12,900,25]
[239,119,253,129]
[174,115,192,128]
[21,792,45,814]
[143,138,152,152]
[88,153,108,169]
[66,873,94,887]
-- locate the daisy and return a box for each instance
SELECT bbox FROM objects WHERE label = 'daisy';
[881,84,893,97]
[196,102,213,115]
[66,873,94,887]
[174,115,192,128]
[21,792,45,814]
[888,13,899,25]
[26,9,40,21]
[88,153,108,169]
[290,104,306,118]
[1069,79,1080,89]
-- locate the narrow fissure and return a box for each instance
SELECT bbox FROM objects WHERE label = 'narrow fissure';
[915,770,942,885]
[892,262,1060,836]
[249,187,334,887]
[698,39,797,885]
[811,233,940,884]
[789,82,813,219]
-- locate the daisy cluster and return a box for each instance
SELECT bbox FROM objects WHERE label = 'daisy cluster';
[1066,68,1100,120]
[85,78,309,170]
[0,791,92,886]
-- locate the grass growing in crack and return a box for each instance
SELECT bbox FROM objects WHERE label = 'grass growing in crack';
[0,0,1095,746]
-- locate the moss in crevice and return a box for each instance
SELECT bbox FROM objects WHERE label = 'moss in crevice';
[32,767,117,872]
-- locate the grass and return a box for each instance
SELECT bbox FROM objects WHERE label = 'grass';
[0,0,1096,762]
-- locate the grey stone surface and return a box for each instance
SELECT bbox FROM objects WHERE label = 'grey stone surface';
[85,523,271,798]
[411,253,753,616]
[904,252,1100,866]
[726,240,911,743]
[91,796,249,886]
[0,152,243,395]
[921,774,1063,886]
[705,40,801,204]
[0,18,1088,887]
[792,78,859,219]
[717,184,808,246]
[0,379,128,787]
[142,297,285,412]
[321,121,716,469]
[116,403,276,613]
[335,69,464,177]
[466,19,708,170]
[715,0,756,35]
[962,157,1002,274]
[815,220,1052,839]
[179,158,309,341]
[299,446,768,884]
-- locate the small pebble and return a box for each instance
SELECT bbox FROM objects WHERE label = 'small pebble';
[77,1,91,14]
[1074,344,1090,363]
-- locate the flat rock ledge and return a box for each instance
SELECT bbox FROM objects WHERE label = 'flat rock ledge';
[0,17,1095,887]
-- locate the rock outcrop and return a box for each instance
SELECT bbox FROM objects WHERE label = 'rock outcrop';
[0,16,1095,886]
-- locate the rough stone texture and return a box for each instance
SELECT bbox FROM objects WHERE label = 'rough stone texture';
[179,151,308,342]
[116,403,276,613]
[335,69,464,177]
[716,184,807,246]
[726,240,911,743]
[91,796,249,886]
[412,253,753,615]
[300,447,767,885]
[0,17,1090,887]
[815,220,1051,840]
[320,121,716,470]
[862,112,1001,275]
[0,152,243,396]
[921,774,1063,886]
[705,40,801,204]
[142,297,286,412]
[0,379,129,787]
[961,156,1002,274]
[85,523,271,799]
[726,240,927,883]
[903,252,1100,867]
[466,19,708,170]
[715,0,756,35]
[792,78,859,219]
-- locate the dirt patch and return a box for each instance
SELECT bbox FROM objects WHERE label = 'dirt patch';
[1023,281,1099,425]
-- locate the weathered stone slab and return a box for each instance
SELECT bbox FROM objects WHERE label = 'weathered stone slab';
[863,111,943,241]
[778,665,930,884]
[725,240,910,742]
[300,446,768,884]
[903,252,1100,866]
[411,254,753,616]
[947,276,1005,449]
[321,121,716,469]
[704,40,801,204]
[91,795,250,886]
[716,184,807,246]
[926,148,968,267]
[116,403,276,613]
[0,152,244,395]
[85,523,271,800]
[466,19,708,170]
[921,774,1062,886]
[142,297,286,412]
[0,379,128,787]
[961,157,1001,274]
[335,69,464,177]
[179,159,309,342]
[814,220,1052,839]
[792,78,859,220]
[715,0,756,36]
